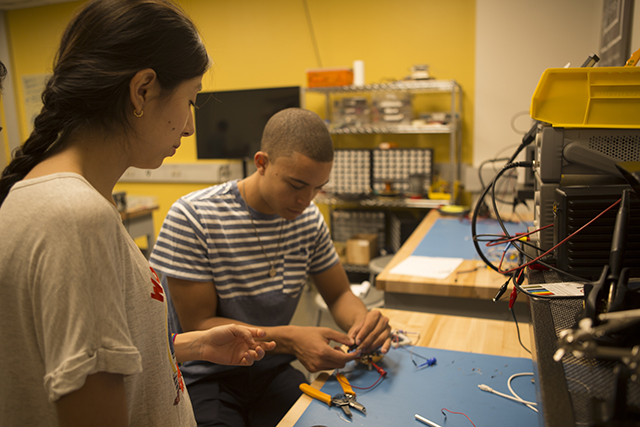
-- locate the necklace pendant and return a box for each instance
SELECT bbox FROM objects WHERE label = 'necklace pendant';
[269,267,276,277]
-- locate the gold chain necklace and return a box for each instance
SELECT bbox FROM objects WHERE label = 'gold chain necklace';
[241,181,284,277]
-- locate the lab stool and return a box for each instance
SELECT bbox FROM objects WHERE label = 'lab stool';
[368,254,394,287]
[314,255,392,326]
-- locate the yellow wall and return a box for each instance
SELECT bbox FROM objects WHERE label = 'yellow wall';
[4,0,475,235]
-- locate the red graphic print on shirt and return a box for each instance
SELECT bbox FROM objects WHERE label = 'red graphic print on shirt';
[149,266,164,302]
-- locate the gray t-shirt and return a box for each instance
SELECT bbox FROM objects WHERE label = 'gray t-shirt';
[0,173,195,426]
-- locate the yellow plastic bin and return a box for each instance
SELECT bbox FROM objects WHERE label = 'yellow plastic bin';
[530,66,640,128]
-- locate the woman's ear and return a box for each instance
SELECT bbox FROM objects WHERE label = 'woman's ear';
[254,151,269,174]
[129,68,159,115]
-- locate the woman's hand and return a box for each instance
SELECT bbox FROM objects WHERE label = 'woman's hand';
[176,324,276,365]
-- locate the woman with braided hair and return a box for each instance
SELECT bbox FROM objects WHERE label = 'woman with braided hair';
[0,1,274,426]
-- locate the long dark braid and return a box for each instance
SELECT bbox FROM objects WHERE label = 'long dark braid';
[0,80,67,204]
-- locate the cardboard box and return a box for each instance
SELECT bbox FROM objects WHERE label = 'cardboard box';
[334,241,347,265]
[346,233,378,265]
[307,68,353,88]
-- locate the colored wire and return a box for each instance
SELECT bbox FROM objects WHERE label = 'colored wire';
[485,223,553,247]
[441,408,477,427]
[500,197,621,281]
[471,163,533,274]
[471,120,623,288]
[397,345,437,369]
[337,370,384,391]
[511,306,531,354]
[471,121,538,273]
[478,230,587,284]
[490,162,532,241]
[391,329,419,348]
[470,136,593,284]
[475,196,622,293]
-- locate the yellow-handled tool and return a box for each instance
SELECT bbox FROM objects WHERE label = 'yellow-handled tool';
[336,373,354,395]
[299,383,332,406]
[299,374,366,418]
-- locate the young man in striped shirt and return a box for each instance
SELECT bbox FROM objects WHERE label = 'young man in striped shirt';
[150,108,391,427]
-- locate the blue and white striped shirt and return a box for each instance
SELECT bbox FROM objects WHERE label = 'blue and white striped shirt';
[150,180,338,328]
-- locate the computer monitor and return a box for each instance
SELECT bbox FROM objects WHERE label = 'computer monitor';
[194,86,301,161]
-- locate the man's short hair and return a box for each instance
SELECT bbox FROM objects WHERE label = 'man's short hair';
[261,108,334,163]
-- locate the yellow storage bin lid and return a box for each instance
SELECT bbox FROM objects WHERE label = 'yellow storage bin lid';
[530,66,640,128]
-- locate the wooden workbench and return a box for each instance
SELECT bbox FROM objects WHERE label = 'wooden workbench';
[375,210,529,319]
[377,209,508,298]
[276,307,532,427]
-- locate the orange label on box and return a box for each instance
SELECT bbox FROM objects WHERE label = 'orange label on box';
[307,68,353,88]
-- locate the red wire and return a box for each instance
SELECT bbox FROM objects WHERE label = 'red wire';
[486,223,553,247]
[496,198,621,275]
[337,371,384,390]
[441,408,477,427]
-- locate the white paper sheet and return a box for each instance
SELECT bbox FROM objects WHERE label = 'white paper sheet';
[388,255,464,279]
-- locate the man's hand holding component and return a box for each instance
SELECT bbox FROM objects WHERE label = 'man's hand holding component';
[348,309,392,355]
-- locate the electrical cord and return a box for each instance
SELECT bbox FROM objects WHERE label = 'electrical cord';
[471,161,533,274]
[472,123,626,311]
[471,121,538,273]
[503,197,621,278]
[477,228,588,285]
[478,157,510,190]
[495,173,520,206]
[474,159,602,287]
[491,161,533,240]
[478,372,538,412]
[507,373,537,412]
[511,305,531,354]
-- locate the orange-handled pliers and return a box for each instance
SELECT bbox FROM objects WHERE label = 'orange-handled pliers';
[299,373,366,418]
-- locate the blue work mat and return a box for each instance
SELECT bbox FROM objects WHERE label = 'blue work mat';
[293,346,538,427]
[412,218,530,261]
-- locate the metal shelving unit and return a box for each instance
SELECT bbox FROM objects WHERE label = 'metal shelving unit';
[303,79,462,203]
[315,195,446,209]
[305,80,462,272]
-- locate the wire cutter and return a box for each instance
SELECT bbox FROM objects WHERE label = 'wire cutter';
[299,373,366,418]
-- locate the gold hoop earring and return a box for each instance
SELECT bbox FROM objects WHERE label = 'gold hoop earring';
[133,109,144,118]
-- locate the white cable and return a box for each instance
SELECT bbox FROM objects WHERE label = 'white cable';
[478,371,538,413]
[478,384,536,405]
[508,372,538,412]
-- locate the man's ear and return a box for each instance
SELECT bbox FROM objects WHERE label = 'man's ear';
[255,151,269,174]
[129,68,159,114]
